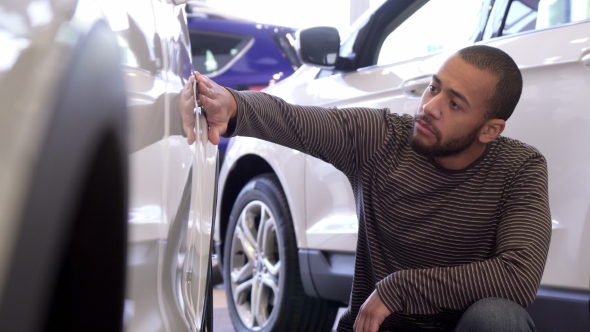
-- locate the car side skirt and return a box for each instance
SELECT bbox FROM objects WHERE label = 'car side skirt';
[526,285,590,331]
[298,249,354,304]
[299,249,590,332]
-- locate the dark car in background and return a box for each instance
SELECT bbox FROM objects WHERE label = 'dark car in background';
[185,2,302,158]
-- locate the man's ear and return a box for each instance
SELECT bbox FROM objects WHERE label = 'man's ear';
[478,119,505,143]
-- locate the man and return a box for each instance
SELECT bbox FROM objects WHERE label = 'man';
[180,45,551,332]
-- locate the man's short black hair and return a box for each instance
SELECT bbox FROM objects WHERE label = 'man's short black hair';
[457,45,523,121]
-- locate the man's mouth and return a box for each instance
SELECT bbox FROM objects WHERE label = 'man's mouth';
[416,119,436,136]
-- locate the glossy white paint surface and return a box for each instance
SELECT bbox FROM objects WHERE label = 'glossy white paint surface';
[216,137,308,248]
[484,22,590,290]
[119,0,218,329]
[1,0,216,330]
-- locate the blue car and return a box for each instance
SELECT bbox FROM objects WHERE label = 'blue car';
[185,3,302,158]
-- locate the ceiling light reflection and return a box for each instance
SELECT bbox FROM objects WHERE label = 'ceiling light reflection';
[570,38,589,44]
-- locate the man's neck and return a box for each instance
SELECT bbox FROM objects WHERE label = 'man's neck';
[433,142,488,171]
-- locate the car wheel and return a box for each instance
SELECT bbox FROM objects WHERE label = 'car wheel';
[223,173,338,332]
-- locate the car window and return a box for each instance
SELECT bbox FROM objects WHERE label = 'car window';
[377,0,488,66]
[190,30,252,75]
[502,0,590,36]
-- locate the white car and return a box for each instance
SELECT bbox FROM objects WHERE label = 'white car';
[0,0,217,331]
[215,0,590,331]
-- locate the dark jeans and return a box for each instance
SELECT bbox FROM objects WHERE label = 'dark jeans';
[452,297,535,332]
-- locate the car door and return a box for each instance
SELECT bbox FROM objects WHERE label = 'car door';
[302,0,493,252]
[99,1,174,330]
[478,0,590,329]
[101,0,215,331]
[154,3,220,331]
[482,0,590,291]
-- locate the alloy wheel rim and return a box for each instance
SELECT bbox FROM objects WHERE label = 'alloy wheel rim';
[229,200,281,330]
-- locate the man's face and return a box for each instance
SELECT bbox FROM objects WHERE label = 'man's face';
[411,55,497,158]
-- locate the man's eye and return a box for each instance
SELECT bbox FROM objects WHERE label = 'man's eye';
[428,85,437,92]
[450,100,460,109]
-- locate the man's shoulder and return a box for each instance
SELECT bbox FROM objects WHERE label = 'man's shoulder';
[390,112,414,124]
[386,112,414,133]
[492,136,546,166]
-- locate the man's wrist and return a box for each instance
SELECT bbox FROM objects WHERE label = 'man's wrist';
[224,116,237,138]
[223,87,240,137]
[376,276,404,314]
[225,87,238,119]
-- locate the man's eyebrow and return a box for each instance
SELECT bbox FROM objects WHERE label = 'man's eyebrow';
[432,74,471,108]
[432,74,441,85]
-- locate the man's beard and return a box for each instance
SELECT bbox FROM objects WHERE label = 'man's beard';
[410,115,484,158]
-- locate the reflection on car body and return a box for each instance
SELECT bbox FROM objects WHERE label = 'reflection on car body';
[185,2,301,160]
[0,0,217,331]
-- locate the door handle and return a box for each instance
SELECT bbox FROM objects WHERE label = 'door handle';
[401,75,432,98]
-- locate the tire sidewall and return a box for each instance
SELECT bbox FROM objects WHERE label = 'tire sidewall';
[223,175,297,332]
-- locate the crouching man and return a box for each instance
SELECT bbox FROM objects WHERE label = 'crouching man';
[180,45,551,332]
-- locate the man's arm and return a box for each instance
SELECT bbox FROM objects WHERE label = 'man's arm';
[226,89,394,175]
[376,156,552,315]
[181,72,396,176]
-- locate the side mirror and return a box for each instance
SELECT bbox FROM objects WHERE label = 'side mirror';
[295,26,340,68]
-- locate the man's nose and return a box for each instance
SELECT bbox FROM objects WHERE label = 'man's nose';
[421,95,442,119]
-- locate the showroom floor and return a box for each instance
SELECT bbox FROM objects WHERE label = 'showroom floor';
[212,285,345,332]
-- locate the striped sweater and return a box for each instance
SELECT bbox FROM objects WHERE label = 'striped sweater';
[226,90,552,331]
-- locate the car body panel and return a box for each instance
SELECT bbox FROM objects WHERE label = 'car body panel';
[185,3,299,91]
[187,18,297,88]
[105,0,218,329]
[185,3,301,156]
[483,21,590,291]
[0,0,217,330]
[216,137,308,248]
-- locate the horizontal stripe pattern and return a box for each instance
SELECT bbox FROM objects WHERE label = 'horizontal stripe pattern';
[228,90,552,331]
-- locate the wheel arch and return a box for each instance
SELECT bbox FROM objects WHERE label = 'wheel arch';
[218,154,274,264]
[0,20,128,332]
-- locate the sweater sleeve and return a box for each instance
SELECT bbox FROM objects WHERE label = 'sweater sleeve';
[375,155,552,315]
[224,89,392,176]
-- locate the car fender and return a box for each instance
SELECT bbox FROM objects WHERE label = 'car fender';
[216,136,308,249]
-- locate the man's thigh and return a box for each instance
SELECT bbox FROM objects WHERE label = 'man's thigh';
[453,297,535,332]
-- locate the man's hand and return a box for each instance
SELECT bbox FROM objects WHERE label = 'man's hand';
[180,71,238,145]
[353,290,392,332]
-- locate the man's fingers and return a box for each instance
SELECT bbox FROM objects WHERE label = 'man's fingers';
[197,83,208,99]
[184,71,230,146]
[198,92,212,109]
[358,313,379,332]
[363,314,371,332]
[195,71,212,89]
[182,78,195,101]
[368,317,380,332]
[354,310,364,332]
[208,127,220,145]
[186,130,195,145]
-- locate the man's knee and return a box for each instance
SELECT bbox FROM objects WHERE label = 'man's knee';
[454,297,535,332]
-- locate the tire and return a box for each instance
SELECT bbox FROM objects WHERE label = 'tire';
[223,173,338,332]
